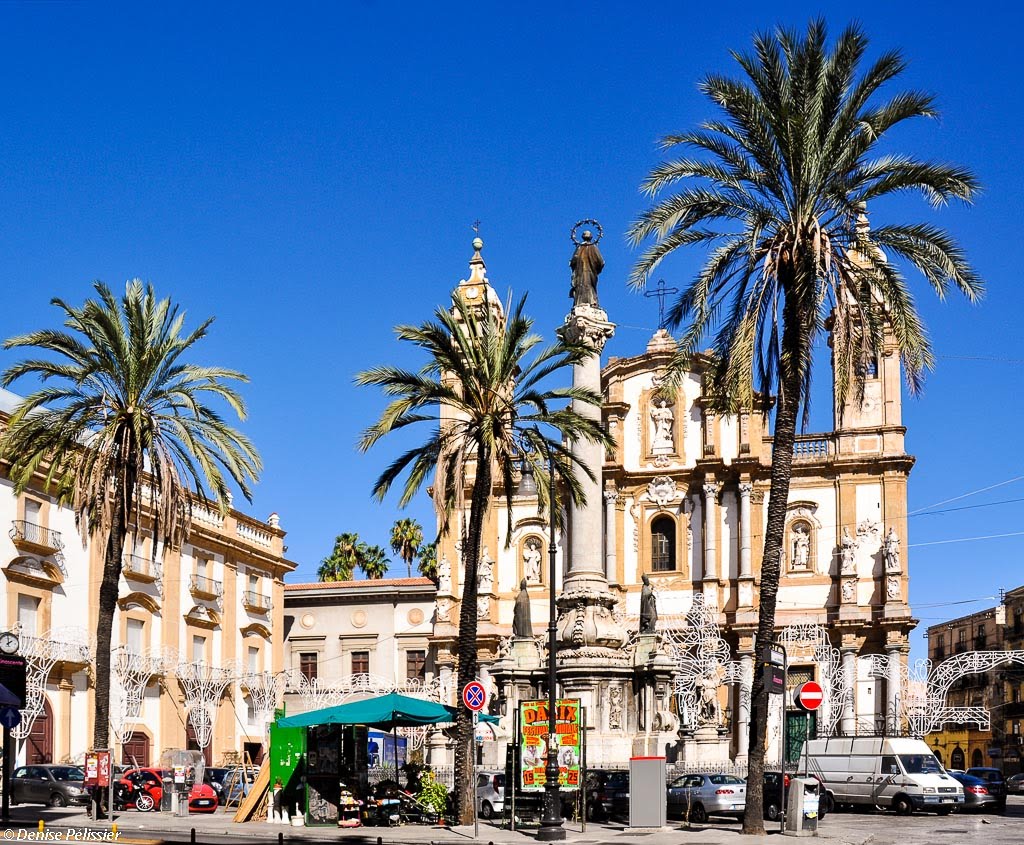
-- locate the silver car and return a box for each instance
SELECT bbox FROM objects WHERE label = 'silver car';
[476,771,505,820]
[666,773,746,822]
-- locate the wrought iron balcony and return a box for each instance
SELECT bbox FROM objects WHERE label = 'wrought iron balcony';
[9,520,63,555]
[242,590,272,614]
[122,553,162,584]
[189,574,223,601]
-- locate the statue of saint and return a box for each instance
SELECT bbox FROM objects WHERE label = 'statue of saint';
[513,579,533,638]
[883,528,901,573]
[522,540,542,584]
[569,230,604,308]
[437,556,452,594]
[791,525,810,570]
[650,400,674,452]
[639,573,658,634]
[840,527,857,575]
[477,549,494,594]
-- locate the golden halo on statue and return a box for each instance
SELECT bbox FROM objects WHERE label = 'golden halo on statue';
[571,219,603,246]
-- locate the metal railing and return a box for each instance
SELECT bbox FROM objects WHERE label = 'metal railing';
[122,553,163,582]
[9,520,63,551]
[189,574,223,598]
[242,590,271,613]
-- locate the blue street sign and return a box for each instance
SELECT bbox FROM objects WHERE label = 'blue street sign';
[0,706,22,729]
[462,680,487,712]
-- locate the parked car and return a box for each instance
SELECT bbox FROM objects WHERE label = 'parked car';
[10,765,89,807]
[666,773,746,823]
[761,772,831,821]
[476,771,505,820]
[964,767,1007,811]
[585,769,629,821]
[118,768,219,813]
[948,772,999,811]
[1006,772,1024,795]
[203,767,231,804]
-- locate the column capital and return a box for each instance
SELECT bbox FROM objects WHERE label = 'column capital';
[558,306,616,353]
[702,481,720,499]
[738,482,753,497]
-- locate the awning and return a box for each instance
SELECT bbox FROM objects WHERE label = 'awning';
[276,692,499,730]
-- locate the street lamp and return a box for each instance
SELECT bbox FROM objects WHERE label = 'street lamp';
[517,450,565,841]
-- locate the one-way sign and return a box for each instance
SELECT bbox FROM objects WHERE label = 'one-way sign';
[0,706,21,730]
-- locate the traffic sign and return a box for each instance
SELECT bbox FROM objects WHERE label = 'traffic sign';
[462,680,487,712]
[795,681,824,711]
[0,655,27,708]
[0,706,22,729]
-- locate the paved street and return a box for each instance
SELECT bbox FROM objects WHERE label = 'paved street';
[2,797,1023,845]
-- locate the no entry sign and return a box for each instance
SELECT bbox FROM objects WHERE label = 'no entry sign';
[796,680,824,711]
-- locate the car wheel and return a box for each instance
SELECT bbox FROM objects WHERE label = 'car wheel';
[586,803,598,822]
[480,801,493,820]
[689,803,708,824]
[135,792,156,812]
[936,807,953,816]
[892,795,913,816]
[49,793,67,808]
[765,801,780,821]
[820,792,834,816]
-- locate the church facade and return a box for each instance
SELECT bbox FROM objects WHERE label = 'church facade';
[428,240,916,767]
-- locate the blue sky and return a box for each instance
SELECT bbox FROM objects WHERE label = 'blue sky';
[0,1,1021,659]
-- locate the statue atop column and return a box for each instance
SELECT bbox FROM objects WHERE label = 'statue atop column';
[569,221,605,308]
[639,573,658,634]
[513,579,533,638]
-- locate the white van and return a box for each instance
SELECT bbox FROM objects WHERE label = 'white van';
[801,737,964,815]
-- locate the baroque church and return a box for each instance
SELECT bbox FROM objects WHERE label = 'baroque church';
[427,235,915,768]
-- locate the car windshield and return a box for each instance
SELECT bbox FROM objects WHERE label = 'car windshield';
[50,767,84,782]
[899,755,942,774]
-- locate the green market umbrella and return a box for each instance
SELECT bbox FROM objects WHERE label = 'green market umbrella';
[277,691,498,730]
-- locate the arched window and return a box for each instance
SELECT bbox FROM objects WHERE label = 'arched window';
[950,747,965,770]
[651,517,676,572]
[971,748,984,769]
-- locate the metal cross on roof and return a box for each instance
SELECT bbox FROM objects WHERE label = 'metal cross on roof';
[643,279,680,329]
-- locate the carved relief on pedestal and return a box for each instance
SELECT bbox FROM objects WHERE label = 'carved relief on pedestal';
[886,575,902,602]
[477,594,491,620]
[435,596,452,622]
[609,684,623,730]
[841,578,856,604]
[647,476,678,509]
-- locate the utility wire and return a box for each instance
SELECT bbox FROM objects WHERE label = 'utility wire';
[909,474,1024,515]
[909,530,1024,548]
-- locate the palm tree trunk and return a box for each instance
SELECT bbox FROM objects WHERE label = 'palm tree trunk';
[453,440,491,825]
[742,293,810,836]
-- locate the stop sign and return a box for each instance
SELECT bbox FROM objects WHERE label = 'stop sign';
[796,681,824,711]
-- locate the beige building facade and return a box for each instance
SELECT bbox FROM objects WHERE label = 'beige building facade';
[0,388,294,768]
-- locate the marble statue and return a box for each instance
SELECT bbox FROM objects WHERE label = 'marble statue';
[523,540,542,584]
[792,525,810,570]
[513,579,533,638]
[437,556,452,594]
[478,550,494,594]
[609,684,623,730]
[840,527,857,575]
[569,229,604,307]
[884,528,901,573]
[697,674,722,727]
[639,573,658,634]
[650,399,674,452]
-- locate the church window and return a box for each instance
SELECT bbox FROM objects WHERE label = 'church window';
[650,517,676,572]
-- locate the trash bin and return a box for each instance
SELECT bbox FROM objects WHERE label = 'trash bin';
[784,777,819,837]
[628,756,666,829]
[161,777,173,812]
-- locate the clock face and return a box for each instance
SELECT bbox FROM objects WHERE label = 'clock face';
[0,631,19,654]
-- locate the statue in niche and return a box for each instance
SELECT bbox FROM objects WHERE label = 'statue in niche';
[437,556,452,594]
[609,684,623,730]
[477,549,494,594]
[791,524,811,570]
[840,527,857,575]
[569,228,604,307]
[522,540,542,584]
[639,573,658,634]
[883,528,901,573]
[650,399,675,453]
[513,579,533,638]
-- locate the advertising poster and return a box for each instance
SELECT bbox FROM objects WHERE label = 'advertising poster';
[518,698,581,792]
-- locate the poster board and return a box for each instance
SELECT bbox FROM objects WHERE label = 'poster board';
[518,698,581,792]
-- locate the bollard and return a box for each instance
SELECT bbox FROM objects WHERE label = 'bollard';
[190,827,196,845]
[111,825,117,836]
[278,833,283,845]
[37,821,44,833]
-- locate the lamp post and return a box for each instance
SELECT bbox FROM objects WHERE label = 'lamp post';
[518,450,565,841]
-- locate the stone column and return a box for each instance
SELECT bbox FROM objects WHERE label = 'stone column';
[604,488,618,584]
[702,482,720,609]
[738,482,754,609]
[886,647,901,734]
[841,648,857,735]
[737,652,753,757]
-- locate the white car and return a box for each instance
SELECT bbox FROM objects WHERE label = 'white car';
[476,771,505,819]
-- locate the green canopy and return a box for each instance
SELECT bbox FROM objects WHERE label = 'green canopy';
[276,692,498,730]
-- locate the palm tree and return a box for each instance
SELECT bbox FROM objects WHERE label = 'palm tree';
[357,292,610,823]
[359,544,390,579]
[390,517,423,577]
[417,539,439,583]
[0,280,260,756]
[318,531,363,582]
[628,21,980,833]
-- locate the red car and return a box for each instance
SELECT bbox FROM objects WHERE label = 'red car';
[118,768,219,813]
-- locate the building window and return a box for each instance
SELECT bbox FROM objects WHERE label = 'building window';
[191,635,206,664]
[126,619,145,655]
[17,594,40,637]
[196,558,207,579]
[1013,721,1020,736]
[248,573,259,592]
[247,645,259,673]
[951,747,965,770]
[650,517,676,572]
[24,499,42,525]
[406,650,426,683]
[299,652,318,682]
[351,651,370,676]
